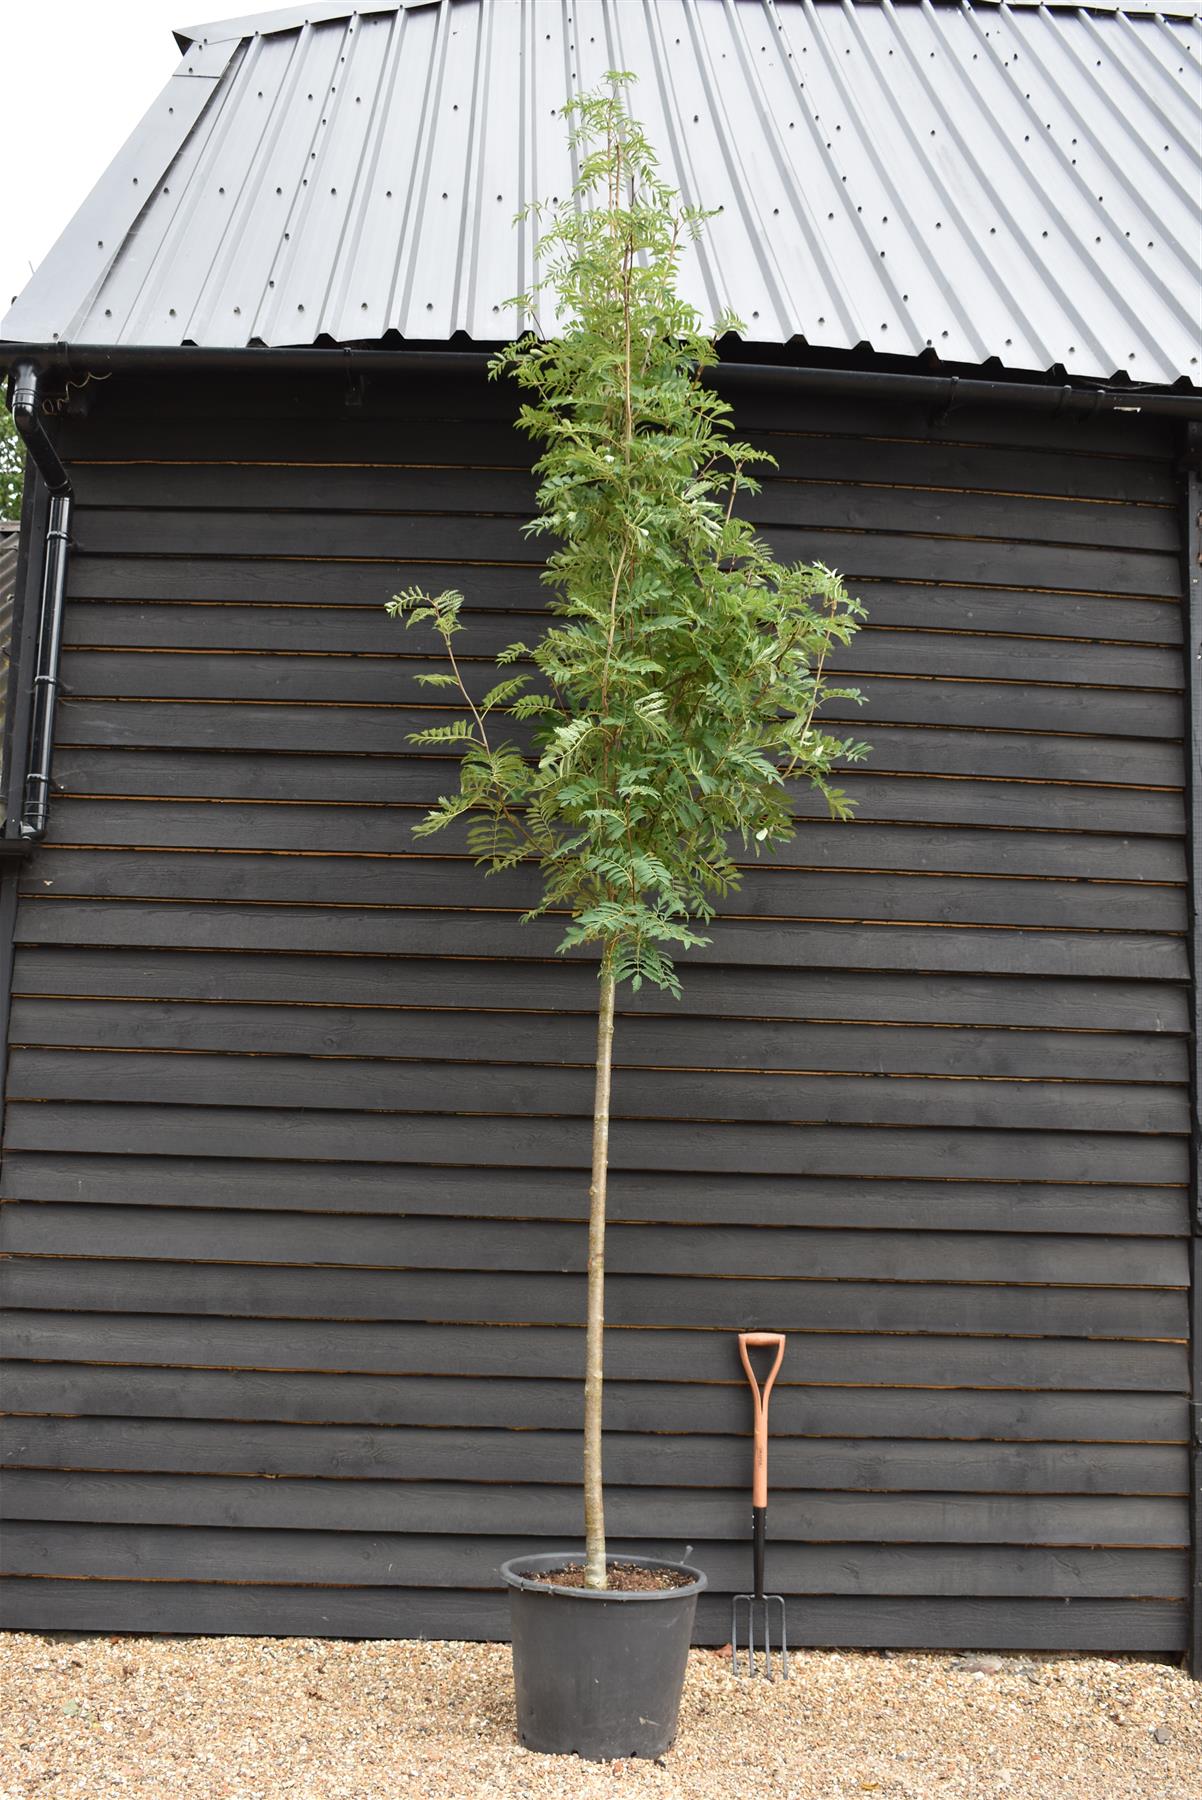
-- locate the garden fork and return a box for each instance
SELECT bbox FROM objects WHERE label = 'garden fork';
[731,1330,788,1679]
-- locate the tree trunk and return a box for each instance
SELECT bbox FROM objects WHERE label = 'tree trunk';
[583,961,617,1589]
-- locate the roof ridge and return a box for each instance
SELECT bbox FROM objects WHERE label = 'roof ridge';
[174,0,1202,49]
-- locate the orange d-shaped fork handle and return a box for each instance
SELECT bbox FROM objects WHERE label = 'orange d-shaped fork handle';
[738,1331,786,1508]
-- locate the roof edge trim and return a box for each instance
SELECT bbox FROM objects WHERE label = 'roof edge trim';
[174,0,436,51]
[3,342,1199,417]
[173,0,1202,49]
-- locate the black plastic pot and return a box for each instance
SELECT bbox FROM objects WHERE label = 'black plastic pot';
[500,1552,706,1760]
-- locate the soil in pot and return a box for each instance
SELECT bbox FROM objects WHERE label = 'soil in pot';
[527,1561,694,1593]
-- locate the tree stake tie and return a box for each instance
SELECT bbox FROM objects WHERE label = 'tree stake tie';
[731,1330,788,1680]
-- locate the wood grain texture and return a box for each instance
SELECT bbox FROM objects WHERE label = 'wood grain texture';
[3,1259,1186,1340]
[2,1473,1188,1546]
[1,1362,1189,1440]
[9,997,1188,1082]
[1,1153,1188,1235]
[5,370,1193,1653]
[2,1417,1187,1495]
[3,1203,1187,1286]
[0,1579,1187,1651]
[3,1310,1190,1389]
[4,1102,1190,1181]
[0,1523,1190,1602]
[12,947,1191,1032]
[37,801,1189,884]
[61,588,1186,650]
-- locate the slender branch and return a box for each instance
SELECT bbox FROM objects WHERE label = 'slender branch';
[780,591,843,781]
[440,625,541,854]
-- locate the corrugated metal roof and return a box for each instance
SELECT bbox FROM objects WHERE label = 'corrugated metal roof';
[3,0,1199,384]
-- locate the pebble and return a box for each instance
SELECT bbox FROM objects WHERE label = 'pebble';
[0,1633,1199,1800]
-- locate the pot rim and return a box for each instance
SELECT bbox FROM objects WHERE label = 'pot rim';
[500,1551,707,1602]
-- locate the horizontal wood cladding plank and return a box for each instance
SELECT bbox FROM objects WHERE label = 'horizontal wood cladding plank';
[42,774,1187,849]
[64,538,1185,618]
[72,469,1181,555]
[57,633,1186,699]
[6,1104,1187,1183]
[56,590,1140,714]
[65,554,552,607]
[53,667,1187,749]
[2,1472,1187,1545]
[66,434,1179,509]
[59,628,1188,709]
[0,1527,1180,1613]
[46,739,1189,839]
[0,1578,1185,1650]
[3,1417,1185,1496]
[8,1047,1187,1135]
[792,583,1182,650]
[732,393,1177,460]
[39,802,1190,886]
[60,587,1187,653]
[4,1204,1186,1288]
[5,1312,1186,1389]
[1,1260,1185,1339]
[0,1525,1188,1609]
[70,508,1183,596]
[12,947,1191,1035]
[761,443,1176,508]
[5,1363,1187,1443]
[0,1577,519,1642]
[40,800,1191,886]
[18,854,1189,935]
[2,1153,1188,1237]
[53,705,1188,776]
[10,997,1187,1084]
[14,905,1192,983]
[63,421,1178,506]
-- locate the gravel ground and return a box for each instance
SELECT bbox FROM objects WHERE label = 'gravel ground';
[2,1632,1199,1800]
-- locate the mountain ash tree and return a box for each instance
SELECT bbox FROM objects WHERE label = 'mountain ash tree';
[389,78,868,1590]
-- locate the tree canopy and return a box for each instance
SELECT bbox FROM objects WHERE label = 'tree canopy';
[390,79,868,999]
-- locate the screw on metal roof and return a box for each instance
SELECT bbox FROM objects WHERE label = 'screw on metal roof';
[2,0,1197,387]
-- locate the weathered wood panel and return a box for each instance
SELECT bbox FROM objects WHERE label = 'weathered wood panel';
[0,367,1191,1652]
[2,1361,1188,1440]
[0,1579,1187,1652]
[8,1310,1188,1388]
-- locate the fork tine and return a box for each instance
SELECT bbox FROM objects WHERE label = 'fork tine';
[731,1592,789,1680]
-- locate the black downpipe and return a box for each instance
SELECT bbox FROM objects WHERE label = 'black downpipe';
[8,362,72,843]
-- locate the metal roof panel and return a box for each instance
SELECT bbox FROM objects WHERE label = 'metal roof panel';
[6,0,1200,384]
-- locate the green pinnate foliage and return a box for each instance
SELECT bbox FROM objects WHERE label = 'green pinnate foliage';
[388,77,868,997]
[0,396,24,519]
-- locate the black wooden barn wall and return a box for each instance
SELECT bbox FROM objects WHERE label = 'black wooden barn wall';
[0,365,1195,1652]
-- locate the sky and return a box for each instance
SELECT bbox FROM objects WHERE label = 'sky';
[1,2,204,319]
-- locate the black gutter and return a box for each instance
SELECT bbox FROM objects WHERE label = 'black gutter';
[3,341,1202,420]
[7,361,73,845]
